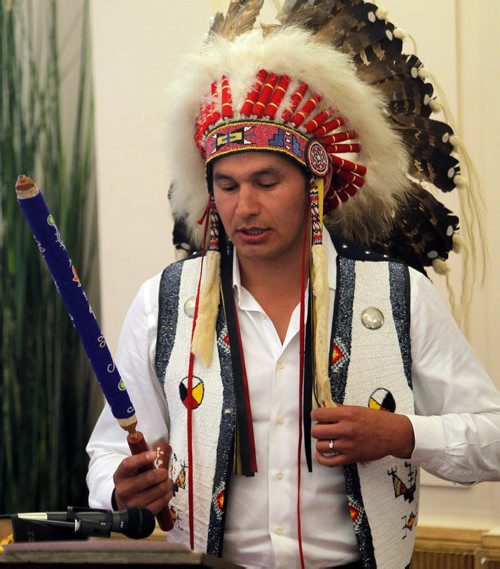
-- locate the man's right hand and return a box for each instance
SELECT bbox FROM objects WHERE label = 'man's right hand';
[113,450,173,514]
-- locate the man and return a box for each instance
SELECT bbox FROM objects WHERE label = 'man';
[87,13,500,569]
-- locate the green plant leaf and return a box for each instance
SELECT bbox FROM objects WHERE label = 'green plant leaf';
[1,0,96,512]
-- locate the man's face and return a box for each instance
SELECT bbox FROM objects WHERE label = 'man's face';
[212,151,308,267]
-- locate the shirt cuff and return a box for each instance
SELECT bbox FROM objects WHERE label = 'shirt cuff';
[405,414,447,466]
[88,476,116,510]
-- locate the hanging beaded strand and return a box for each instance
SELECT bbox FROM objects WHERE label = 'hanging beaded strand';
[309,178,323,247]
[208,194,220,252]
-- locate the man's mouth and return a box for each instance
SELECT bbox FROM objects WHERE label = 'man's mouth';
[239,228,266,235]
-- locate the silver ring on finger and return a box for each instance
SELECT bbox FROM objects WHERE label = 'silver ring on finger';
[327,439,340,456]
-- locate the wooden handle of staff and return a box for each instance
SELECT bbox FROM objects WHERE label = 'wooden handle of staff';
[127,431,174,531]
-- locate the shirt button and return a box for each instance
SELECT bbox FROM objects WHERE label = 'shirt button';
[275,527,284,536]
[276,472,284,481]
[277,360,285,370]
[276,416,285,425]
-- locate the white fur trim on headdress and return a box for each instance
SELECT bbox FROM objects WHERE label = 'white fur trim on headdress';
[311,243,335,407]
[191,250,221,367]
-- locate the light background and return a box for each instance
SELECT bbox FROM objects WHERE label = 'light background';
[89,0,500,532]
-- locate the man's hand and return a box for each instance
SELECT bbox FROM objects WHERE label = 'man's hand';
[113,450,173,514]
[311,405,415,467]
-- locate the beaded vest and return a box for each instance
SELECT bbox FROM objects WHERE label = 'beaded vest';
[155,243,418,567]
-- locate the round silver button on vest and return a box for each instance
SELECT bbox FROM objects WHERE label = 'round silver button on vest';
[184,296,196,318]
[361,307,384,330]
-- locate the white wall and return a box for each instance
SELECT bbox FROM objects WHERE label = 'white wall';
[89,0,212,352]
[90,0,500,532]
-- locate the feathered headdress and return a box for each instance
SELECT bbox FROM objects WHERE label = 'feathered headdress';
[168,28,410,255]
[164,0,483,463]
[168,0,483,280]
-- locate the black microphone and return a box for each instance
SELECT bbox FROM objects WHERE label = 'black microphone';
[13,507,155,540]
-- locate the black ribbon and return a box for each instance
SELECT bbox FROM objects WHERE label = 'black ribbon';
[303,287,314,472]
[219,236,256,476]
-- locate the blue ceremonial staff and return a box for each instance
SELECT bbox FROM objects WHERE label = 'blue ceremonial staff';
[15,175,173,531]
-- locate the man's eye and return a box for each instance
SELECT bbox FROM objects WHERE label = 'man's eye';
[258,181,277,189]
[218,185,237,192]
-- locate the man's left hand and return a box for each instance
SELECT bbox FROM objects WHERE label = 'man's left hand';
[311,405,415,467]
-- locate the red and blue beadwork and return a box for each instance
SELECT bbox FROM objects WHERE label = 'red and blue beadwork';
[205,120,309,168]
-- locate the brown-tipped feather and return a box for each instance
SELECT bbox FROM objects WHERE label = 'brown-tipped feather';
[367,182,460,273]
[211,0,265,40]
[278,0,333,28]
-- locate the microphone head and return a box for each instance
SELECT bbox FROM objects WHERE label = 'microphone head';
[123,507,156,539]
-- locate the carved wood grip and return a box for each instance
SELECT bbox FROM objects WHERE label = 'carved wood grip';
[127,431,174,531]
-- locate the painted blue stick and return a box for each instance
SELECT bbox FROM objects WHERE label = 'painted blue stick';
[16,175,174,530]
[15,175,137,430]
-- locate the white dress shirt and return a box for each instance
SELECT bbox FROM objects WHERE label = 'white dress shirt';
[87,233,500,568]
[221,242,359,569]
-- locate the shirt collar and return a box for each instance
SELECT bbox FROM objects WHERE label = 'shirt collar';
[233,251,243,304]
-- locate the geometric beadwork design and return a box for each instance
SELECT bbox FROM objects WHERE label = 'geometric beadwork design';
[331,337,350,372]
[347,495,365,532]
[216,323,231,357]
[212,480,226,522]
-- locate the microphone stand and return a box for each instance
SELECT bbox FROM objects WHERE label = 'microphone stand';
[11,518,92,542]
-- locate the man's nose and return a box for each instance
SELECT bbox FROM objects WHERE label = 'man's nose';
[235,185,259,217]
